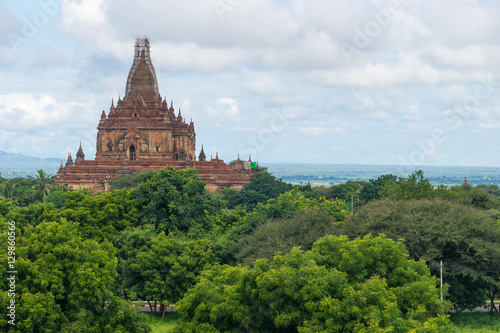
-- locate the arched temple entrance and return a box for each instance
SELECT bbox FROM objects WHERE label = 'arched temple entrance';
[130,145,136,161]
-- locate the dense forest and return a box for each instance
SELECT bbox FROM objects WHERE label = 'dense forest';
[0,167,499,332]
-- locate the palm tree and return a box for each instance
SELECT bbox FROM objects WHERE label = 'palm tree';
[29,169,52,203]
[0,181,17,199]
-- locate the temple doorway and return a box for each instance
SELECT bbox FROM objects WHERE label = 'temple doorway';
[130,145,136,161]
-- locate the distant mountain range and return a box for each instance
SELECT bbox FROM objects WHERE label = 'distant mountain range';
[0,150,61,178]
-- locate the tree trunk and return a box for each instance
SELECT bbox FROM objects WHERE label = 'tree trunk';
[489,289,498,313]
[162,303,166,321]
[147,300,154,313]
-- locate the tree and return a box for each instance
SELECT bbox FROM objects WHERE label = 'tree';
[108,171,145,191]
[223,171,294,211]
[130,166,219,234]
[61,189,138,241]
[112,225,157,301]
[380,170,434,200]
[236,208,341,266]
[346,198,500,310]
[252,188,350,222]
[475,183,500,198]
[175,235,451,332]
[316,180,365,205]
[124,232,217,313]
[28,169,53,203]
[359,174,398,202]
[0,181,17,200]
[0,219,150,332]
[7,177,39,206]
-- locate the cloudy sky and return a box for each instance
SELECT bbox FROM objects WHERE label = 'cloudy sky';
[1,0,500,167]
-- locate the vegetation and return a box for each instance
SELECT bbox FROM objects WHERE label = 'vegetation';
[175,235,451,332]
[346,198,500,310]
[450,312,500,332]
[1,167,498,332]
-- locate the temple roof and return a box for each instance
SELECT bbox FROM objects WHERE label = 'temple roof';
[124,38,159,102]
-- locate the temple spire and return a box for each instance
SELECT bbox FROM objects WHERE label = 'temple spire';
[75,142,85,163]
[199,144,206,161]
[66,152,73,167]
[124,37,159,102]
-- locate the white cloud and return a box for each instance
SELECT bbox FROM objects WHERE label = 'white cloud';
[298,126,328,137]
[371,111,395,125]
[4,0,500,165]
[244,72,282,94]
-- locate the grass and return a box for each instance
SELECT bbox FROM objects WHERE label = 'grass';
[143,312,182,333]
[140,309,500,332]
[450,311,500,332]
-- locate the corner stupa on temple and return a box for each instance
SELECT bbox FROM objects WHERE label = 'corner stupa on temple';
[56,37,256,193]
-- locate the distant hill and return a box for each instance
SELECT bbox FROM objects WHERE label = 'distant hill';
[0,150,60,178]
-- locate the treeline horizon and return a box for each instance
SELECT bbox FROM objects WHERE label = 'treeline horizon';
[1,167,499,332]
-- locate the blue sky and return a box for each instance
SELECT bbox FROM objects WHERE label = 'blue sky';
[1,0,500,167]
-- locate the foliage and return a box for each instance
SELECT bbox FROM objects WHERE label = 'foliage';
[144,313,181,333]
[175,235,451,333]
[61,189,138,241]
[44,182,71,209]
[359,174,398,202]
[28,169,53,203]
[6,177,39,206]
[130,166,219,234]
[3,202,60,233]
[210,206,247,235]
[44,190,67,209]
[0,181,17,200]
[0,220,150,332]
[235,208,341,265]
[450,311,500,333]
[380,170,434,200]
[475,183,500,198]
[315,180,365,205]
[221,171,293,211]
[121,232,217,307]
[113,225,158,300]
[252,188,350,222]
[109,171,145,191]
[347,198,500,310]
[448,184,500,210]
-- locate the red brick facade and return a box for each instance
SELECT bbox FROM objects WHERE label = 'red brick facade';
[56,38,255,193]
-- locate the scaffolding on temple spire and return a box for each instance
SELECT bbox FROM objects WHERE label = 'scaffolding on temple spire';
[124,37,159,101]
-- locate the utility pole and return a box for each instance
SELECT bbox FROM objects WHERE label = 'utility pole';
[440,261,443,302]
[351,195,354,213]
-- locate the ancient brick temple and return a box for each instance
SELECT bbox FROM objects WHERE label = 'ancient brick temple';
[56,38,255,193]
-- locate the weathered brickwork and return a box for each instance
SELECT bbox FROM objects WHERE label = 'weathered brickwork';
[56,38,255,193]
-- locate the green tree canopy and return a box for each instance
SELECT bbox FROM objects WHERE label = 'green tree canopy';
[346,198,500,310]
[235,208,342,266]
[118,232,217,312]
[61,189,138,241]
[130,166,219,234]
[28,169,53,203]
[0,220,150,332]
[220,171,294,211]
[175,235,451,333]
